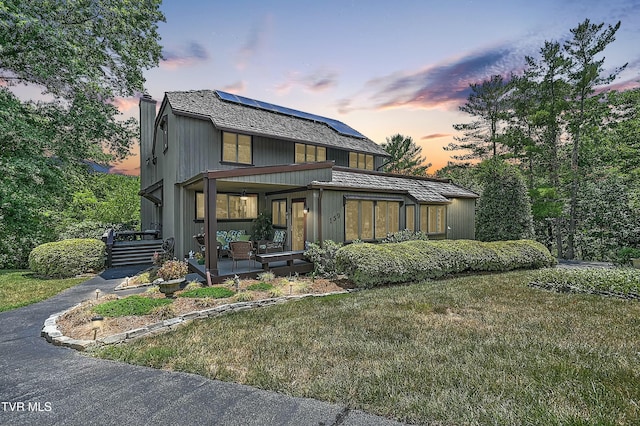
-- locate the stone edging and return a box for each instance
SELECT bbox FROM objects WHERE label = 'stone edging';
[42,289,359,352]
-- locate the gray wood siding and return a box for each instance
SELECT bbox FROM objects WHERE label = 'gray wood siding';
[446,198,476,239]
[318,189,346,242]
[176,114,218,182]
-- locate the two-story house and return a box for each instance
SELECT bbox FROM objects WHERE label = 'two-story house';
[138,90,477,276]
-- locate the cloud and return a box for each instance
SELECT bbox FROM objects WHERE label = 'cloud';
[276,69,339,94]
[339,43,529,114]
[110,96,139,112]
[161,41,210,69]
[604,78,640,92]
[421,133,451,140]
[222,81,247,93]
[235,15,273,70]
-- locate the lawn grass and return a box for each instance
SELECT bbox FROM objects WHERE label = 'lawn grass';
[95,270,640,425]
[0,270,86,312]
[93,295,173,317]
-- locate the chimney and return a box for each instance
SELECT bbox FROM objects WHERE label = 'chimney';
[139,93,157,185]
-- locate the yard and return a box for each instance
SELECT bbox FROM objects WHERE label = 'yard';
[0,270,86,313]
[94,270,640,425]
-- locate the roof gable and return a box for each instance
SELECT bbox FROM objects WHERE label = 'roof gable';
[164,90,389,157]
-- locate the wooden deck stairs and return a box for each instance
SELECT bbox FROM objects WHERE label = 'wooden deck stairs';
[110,240,163,267]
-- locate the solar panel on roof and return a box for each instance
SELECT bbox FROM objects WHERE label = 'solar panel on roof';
[214,89,365,139]
[255,100,277,112]
[235,95,260,108]
[216,90,240,103]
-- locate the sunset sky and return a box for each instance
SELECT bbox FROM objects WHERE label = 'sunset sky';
[107,0,640,175]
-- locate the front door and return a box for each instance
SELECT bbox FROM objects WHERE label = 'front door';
[291,199,306,251]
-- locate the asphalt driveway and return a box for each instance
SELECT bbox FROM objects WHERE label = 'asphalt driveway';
[0,268,406,426]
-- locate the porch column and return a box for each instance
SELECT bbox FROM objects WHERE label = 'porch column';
[204,176,218,275]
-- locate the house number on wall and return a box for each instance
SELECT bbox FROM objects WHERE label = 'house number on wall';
[329,212,341,224]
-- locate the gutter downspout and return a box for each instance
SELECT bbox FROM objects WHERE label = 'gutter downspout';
[318,188,323,246]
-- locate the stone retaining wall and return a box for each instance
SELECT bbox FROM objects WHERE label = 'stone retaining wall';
[42,290,356,351]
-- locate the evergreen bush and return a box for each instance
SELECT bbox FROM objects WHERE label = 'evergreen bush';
[304,240,343,278]
[336,239,555,287]
[476,160,534,242]
[28,238,105,278]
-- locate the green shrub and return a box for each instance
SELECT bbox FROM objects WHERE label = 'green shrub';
[476,160,534,242]
[58,220,108,240]
[336,239,556,287]
[247,282,274,291]
[382,229,429,243]
[530,267,640,299]
[269,287,284,298]
[256,271,275,282]
[178,286,235,299]
[184,281,202,291]
[304,240,343,278]
[614,247,640,266]
[94,295,172,317]
[28,238,105,278]
[233,291,253,302]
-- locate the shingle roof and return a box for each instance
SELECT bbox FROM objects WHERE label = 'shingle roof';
[311,169,478,202]
[164,90,389,156]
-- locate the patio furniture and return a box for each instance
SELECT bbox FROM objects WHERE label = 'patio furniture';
[229,240,256,271]
[216,229,250,258]
[258,229,287,253]
[255,250,305,272]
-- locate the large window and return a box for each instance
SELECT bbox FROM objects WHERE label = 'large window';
[272,199,287,226]
[406,205,415,231]
[419,205,446,234]
[345,199,400,241]
[349,152,374,170]
[375,201,400,238]
[196,192,257,220]
[222,132,252,164]
[295,143,326,163]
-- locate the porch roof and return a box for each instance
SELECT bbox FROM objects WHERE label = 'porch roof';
[310,168,479,203]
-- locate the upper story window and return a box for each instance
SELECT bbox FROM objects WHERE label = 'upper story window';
[222,132,252,164]
[349,152,374,170]
[295,143,326,163]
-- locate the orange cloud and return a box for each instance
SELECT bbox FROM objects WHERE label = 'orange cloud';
[222,81,246,93]
[110,96,139,113]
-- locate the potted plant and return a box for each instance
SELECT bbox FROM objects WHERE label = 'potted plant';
[195,251,205,265]
[156,259,188,298]
[251,212,274,252]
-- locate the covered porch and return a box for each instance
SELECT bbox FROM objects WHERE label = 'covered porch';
[181,162,333,279]
[187,254,313,283]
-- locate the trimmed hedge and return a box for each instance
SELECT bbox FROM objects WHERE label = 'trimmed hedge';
[335,239,556,287]
[529,268,640,300]
[29,238,105,278]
